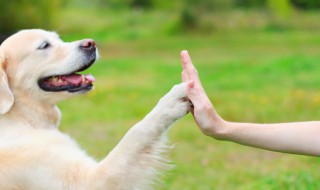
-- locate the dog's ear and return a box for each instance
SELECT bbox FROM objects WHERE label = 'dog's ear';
[0,50,14,114]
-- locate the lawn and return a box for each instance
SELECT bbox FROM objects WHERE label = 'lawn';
[56,8,320,190]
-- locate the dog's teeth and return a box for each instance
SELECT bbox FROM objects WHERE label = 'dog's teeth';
[51,77,58,81]
[58,78,63,83]
[82,75,85,83]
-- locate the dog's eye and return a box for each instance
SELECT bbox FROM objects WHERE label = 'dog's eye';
[38,42,51,50]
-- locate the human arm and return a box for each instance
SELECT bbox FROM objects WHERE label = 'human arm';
[180,50,320,156]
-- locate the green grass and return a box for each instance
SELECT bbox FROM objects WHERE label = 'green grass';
[55,8,320,190]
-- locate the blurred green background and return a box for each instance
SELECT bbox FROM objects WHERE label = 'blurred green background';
[1,0,320,189]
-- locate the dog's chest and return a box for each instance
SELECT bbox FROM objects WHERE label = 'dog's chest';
[0,127,96,190]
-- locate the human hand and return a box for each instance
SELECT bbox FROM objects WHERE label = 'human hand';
[180,50,226,139]
[180,51,320,156]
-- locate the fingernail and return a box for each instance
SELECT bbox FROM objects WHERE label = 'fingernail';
[181,50,188,55]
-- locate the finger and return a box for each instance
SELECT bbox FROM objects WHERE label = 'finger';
[181,51,195,73]
[187,80,212,109]
[186,63,201,87]
[181,51,203,87]
[186,80,200,105]
[181,51,209,102]
[187,80,205,106]
[181,51,189,82]
[180,50,189,71]
[181,50,197,76]
[181,71,189,82]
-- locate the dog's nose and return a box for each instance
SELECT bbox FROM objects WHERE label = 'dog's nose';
[80,39,96,51]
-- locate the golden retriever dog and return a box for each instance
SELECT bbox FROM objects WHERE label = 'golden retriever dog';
[0,29,190,190]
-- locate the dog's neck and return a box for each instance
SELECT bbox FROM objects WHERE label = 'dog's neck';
[2,95,61,129]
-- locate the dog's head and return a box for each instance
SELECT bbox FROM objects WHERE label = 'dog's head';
[0,29,97,114]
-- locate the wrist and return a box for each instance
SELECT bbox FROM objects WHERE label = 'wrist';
[205,116,231,140]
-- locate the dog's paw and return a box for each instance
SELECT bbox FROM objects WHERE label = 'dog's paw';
[156,83,191,122]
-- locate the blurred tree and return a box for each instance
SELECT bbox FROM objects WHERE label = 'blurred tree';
[94,0,129,9]
[178,0,236,32]
[235,0,266,8]
[151,0,181,9]
[188,0,236,10]
[266,0,293,31]
[180,6,198,31]
[0,0,63,42]
[94,0,153,9]
[291,0,320,9]
[267,0,293,18]
[130,0,153,9]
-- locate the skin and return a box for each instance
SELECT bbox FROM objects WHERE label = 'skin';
[180,50,320,156]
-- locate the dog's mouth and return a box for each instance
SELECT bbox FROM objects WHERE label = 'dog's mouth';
[38,60,96,93]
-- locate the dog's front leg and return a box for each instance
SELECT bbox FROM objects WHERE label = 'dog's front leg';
[86,83,190,190]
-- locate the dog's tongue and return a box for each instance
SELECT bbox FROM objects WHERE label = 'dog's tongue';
[60,74,95,85]
[60,74,81,85]
[84,74,95,82]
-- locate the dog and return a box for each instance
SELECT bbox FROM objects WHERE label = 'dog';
[0,29,190,190]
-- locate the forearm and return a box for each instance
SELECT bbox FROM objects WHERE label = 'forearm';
[222,121,320,156]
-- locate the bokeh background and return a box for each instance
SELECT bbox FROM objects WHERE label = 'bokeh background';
[1,0,320,189]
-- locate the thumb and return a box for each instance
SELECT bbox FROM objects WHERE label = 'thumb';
[187,80,201,106]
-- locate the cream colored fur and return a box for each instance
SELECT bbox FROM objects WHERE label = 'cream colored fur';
[0,29,190,190]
